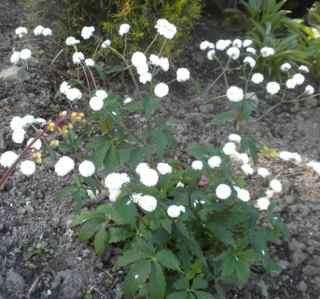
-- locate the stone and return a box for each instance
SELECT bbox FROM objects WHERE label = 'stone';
[5,269,25,294]
[0,66,24,81]
[297,281,308,293]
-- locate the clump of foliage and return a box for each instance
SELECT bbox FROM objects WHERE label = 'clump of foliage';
[23,0,202,57]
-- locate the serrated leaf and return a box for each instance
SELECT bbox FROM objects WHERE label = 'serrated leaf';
[167,291,189,299]
[148,262,166,299]
[109,227,132,243]
[156,249,181,271]
[123,259,151,296]
[143,96,160,118]
[116,248,146,268]
[78,219,102,241]
[94,227,109,256]
[112,200,137,225]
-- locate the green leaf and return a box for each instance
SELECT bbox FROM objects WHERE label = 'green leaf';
[207,223,235,246]
[193,290,217,299]
[143,96,160,118]
[192,277,208,290]
[112,200,137,225]
[78,219,102,241]
[123,259,151,296]
[156,249,181,271]
[167,291,189,299]
[116,248,146,268]
[104,144,120,171]
[173,277,189,290]
[94,227,109,256]
[89,137,110,168]
[109,227,132,243]
[94,64,106,80]
[148,262,166,299]
[187,144,219,159]
[210,111,234,125]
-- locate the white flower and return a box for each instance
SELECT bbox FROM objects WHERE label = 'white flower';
[228,134,241,143]
[154,83,169,98]
[123,97,133,104]
[137,195,157,212]
[286,78,297,89]
[136,63,149,75]
[176,68,190,82]
[136,162,150,174]
[130,193,143,204]
[155,19,177,40]
[246,47,256,55]
[241,163,254,175]
[89,96,103,111]
[176,181,184,188]
[81,26,95,40]
[216,39,231,51]
[85,58,95,67]
[269,179,282,193]
[226,47,240,60]
[266,82,280,95]
[243,56,256,68]
[279,151,302,163]
[131,51,147,67]
[167,205,185,218]
[27,138,42,150]
[79,160,95,177]
[280,62,291,72]
[0,151,18,168]
[223,142,237,156]
[298,65,309,73]
[20,49,32,60]
[119,23,130,36]
[251,73,264,84]
[226,86,244,102]
[200,40,211,51]
[139,72,152,84]
[256,197,270,210]
[236,153,249,164]
[55,156,75,176]
[42,28,52,36]
[207,49,216,60]
[72,52,85,64]
[292,73,305,86]
[33,25,44,36]
[157,162,172,175]
[109,189,121,202]
[139,168,159,187]
[101,39,111,48]
[95,90,108,100]
[216,184,232,199]
[12,128,26,144]
[158,57,169,72]
[260,47,275,57]
[305,85,315,95]
[59,81,71,94]
[266,189,274,198]
[20,160,36,176]
[307,161,320,174]
[257,167,270,178]
[243,39,253,47]
[236,188,250,202]
[208,156,222,169]
[10,51,20,64]
[105,172,130,191]
[10,116,24,131]
[233,39,242,48]
[66,88,82,101]
[191,160,203,170]
[15,27,28,38]
[66,36,80,46]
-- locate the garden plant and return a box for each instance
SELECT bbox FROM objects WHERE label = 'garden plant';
[2,14,320,299]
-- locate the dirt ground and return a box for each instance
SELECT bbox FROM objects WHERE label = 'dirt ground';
[0,1,320,298]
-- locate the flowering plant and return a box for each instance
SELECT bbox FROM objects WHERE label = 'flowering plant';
[3,18,320,299]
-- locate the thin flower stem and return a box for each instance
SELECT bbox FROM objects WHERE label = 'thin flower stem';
[80,63,91,91]
[50,48,64,65]
[144,34,159,55]
[109,46,142,98]
[0,130,46,190]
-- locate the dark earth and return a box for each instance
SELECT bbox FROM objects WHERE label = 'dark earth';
[1,0,320,298]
